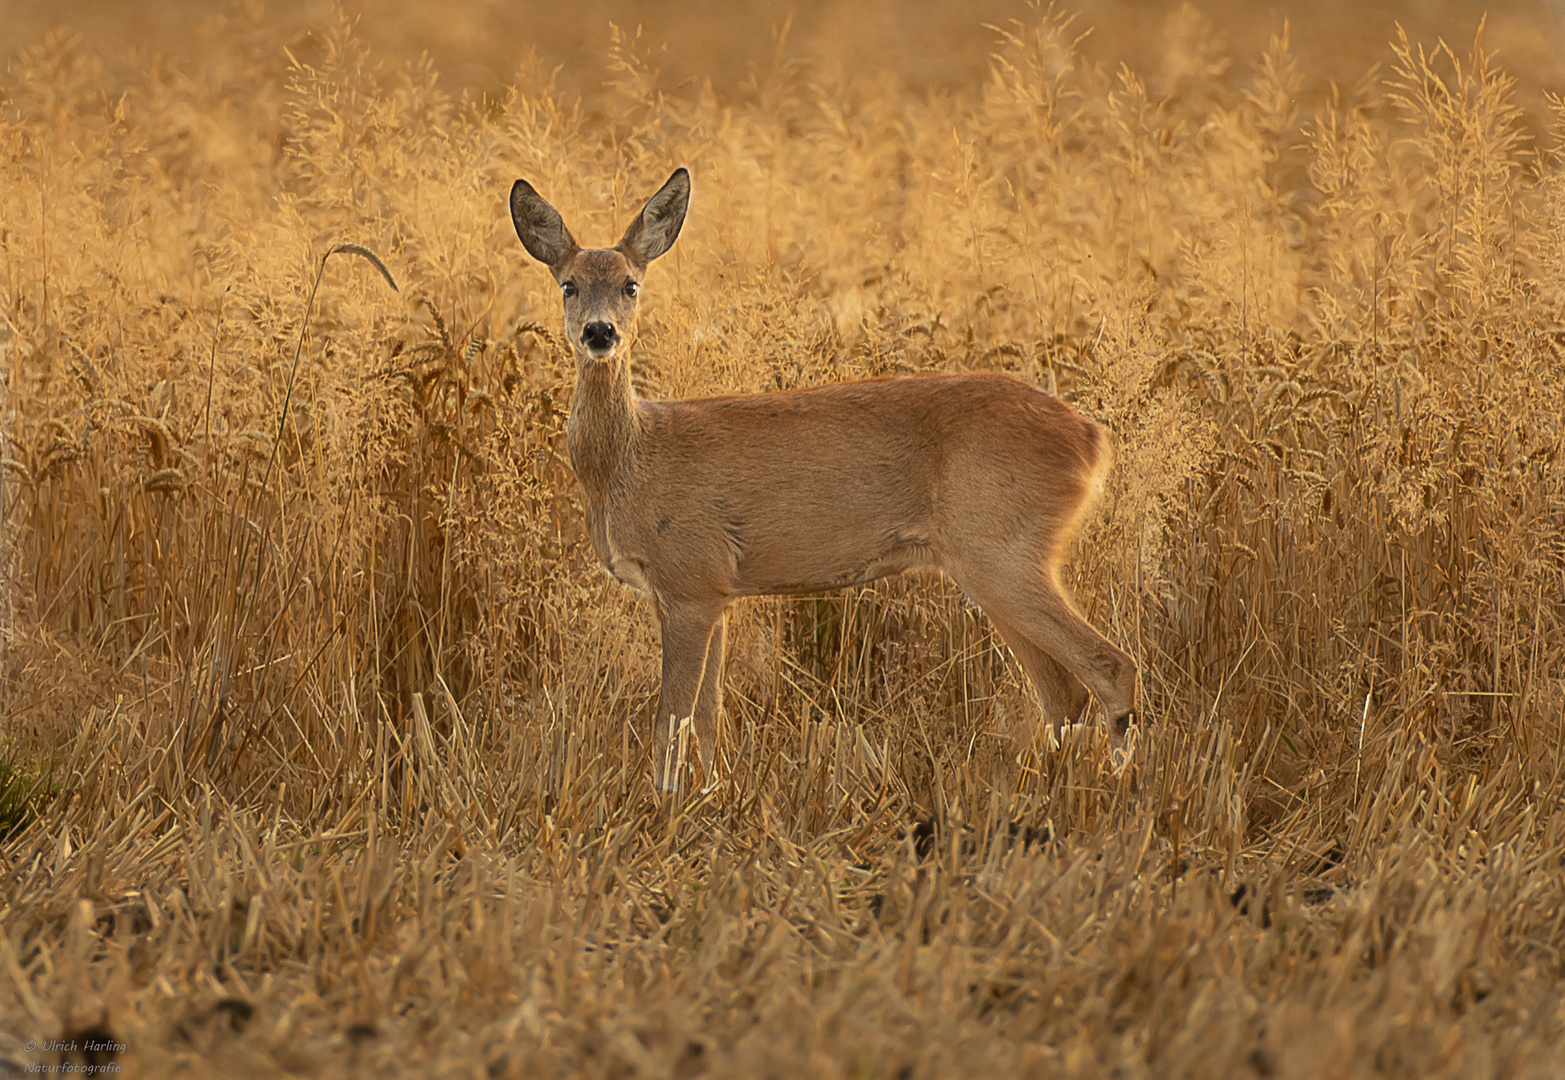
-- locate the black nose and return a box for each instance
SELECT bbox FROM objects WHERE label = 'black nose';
[582,321,617,351]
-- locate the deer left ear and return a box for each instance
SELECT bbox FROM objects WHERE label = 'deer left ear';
[618,168,690,268]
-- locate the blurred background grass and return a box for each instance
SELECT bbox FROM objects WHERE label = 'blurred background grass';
[5,0,1563,104]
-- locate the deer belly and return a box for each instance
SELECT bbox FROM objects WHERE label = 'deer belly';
[740,536,934,595]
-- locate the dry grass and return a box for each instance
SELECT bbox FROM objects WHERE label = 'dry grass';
[3,1,1565,1076]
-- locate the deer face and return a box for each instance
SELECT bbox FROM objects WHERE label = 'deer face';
[510,169,690,366]
[553,248,641,362]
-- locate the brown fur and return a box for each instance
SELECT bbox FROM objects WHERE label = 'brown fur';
[510,168,1138,790]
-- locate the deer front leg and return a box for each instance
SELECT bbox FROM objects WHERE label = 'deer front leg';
[651,600,724,792]
[693,613,727,782]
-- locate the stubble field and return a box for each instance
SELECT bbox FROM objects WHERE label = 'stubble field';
[2,0,1564,1076]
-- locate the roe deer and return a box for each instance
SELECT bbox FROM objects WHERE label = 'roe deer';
[510,167,1138,791]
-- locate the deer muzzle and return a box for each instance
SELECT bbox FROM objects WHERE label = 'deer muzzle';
[582,320,618,356]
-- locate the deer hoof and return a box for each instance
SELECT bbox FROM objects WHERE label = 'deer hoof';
[1046,721,1094,752]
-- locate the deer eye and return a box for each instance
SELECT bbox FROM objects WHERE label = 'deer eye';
[624,280,639,299]
[561,281,578,299]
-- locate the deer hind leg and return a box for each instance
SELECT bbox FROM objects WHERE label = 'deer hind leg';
[984,611,1091,749]
[953,562,1138,747]
[652,600,725,792]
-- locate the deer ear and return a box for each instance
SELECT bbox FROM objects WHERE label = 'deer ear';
[510,179,578,270]
[618,168,690,267]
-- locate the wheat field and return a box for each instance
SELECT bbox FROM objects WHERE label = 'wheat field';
[2,0,1564,1076]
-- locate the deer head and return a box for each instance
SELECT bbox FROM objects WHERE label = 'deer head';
[508,168,691,366]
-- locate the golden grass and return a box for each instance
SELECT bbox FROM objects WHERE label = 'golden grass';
[3,1,1565,1075]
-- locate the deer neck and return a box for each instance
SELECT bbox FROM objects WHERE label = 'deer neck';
[567,356,641,507]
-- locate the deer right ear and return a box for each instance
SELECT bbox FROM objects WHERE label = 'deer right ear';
[510,180,578,270]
